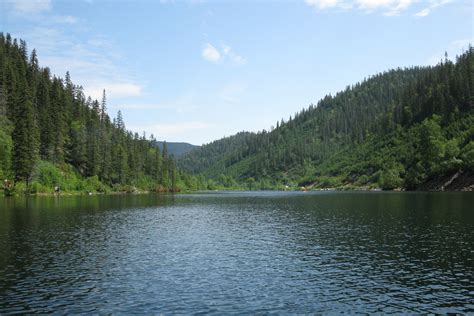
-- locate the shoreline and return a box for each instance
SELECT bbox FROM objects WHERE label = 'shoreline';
[2,185,472,198]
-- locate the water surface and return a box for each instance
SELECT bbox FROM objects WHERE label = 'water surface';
[0,191,473,313]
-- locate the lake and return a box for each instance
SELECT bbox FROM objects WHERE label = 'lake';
[0,191,473,313]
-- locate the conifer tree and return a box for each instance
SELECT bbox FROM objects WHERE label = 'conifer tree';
[12,81,37,186]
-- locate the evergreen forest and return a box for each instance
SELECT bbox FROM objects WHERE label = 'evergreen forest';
[0,33,209,194]
[1,33,473,194]
[178,48,474,191]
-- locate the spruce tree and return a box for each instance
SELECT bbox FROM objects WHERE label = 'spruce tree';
[12,82,37,186]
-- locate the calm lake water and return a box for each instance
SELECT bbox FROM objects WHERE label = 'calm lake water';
[0,191,473,313]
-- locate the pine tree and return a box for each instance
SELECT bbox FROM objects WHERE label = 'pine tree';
[37,71,53,159]
[12,82,37,186]
[116,110,125,131]
[100,89,107,123]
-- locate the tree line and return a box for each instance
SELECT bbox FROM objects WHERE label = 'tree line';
[0,33,206,194]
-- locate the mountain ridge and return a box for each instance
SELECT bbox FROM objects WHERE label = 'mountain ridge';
[156,141,198,157]
[178,48,474,191]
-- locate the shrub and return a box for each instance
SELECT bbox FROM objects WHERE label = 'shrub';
[378,168,403,190]
[32,161,63,188]
[461,141,474,169]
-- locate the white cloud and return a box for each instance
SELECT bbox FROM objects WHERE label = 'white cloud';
[52,15,78,24]
[414,8,430,16]
[10,0,51,13]
[222,44,246,65]
[38,50,140,100]
[305,0,342,9]
[202,43,221,63]
[414,0,452,17]
[202,43,246,65]
[383,0,413,16]
[306,0,416,14]
[305,0,453,16]
[13,24,141,102]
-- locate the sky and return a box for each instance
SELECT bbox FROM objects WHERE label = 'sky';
[1,0,472,145]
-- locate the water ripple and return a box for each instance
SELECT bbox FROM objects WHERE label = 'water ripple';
[0,192,473,313]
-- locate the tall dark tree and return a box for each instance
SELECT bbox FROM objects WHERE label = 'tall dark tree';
[12,80,37,186]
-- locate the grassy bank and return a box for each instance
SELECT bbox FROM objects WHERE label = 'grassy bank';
[2,160,195,196]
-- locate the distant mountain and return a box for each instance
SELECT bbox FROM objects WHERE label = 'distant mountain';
[157,141,199,157]
[178,48,474,191]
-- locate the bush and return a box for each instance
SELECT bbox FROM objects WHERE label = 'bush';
[32,161,63,188]
[83,176,107,193]
[461,141,474,169]
[355,174,369,186]
[13,181,27,195]
[378,168,403,190]
[317,176,340,188]
[133,175,154,191]
[29,181,49,194]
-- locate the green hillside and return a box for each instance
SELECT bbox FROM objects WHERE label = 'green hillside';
[156,141,198,157]
[178,48,474,191]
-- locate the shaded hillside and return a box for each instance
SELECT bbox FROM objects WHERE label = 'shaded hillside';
[156,141,198,157]
[178,48,474,190]
[178,132,258,174]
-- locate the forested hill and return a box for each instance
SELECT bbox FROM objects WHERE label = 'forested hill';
[178,48,474,191]
[0,33,204,194]
[156,141,198,157]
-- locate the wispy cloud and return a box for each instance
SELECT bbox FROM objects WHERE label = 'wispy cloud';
[414,0,452,18]
[305,0,351,9]
[6,0,79,25]
[9,25,141,101]
[9,0,51,13]
[34,36,143,100]
[5,0,142,102]
[426,38,473,65]
[84,83,142,100]
[451,39,472,50]
[222,44,246,65]
[52,15,78,24]
[305,0,453,16]
[414,8,430,17]
[201,42,246,65]
[202,43,221,63]
[219,81,247,105]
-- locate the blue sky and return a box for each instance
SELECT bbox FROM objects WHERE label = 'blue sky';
[1,0,472,145]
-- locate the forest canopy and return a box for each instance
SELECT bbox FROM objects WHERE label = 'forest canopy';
[178,47,474,191]
[0,33,208,194]
[1,33,472,193]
